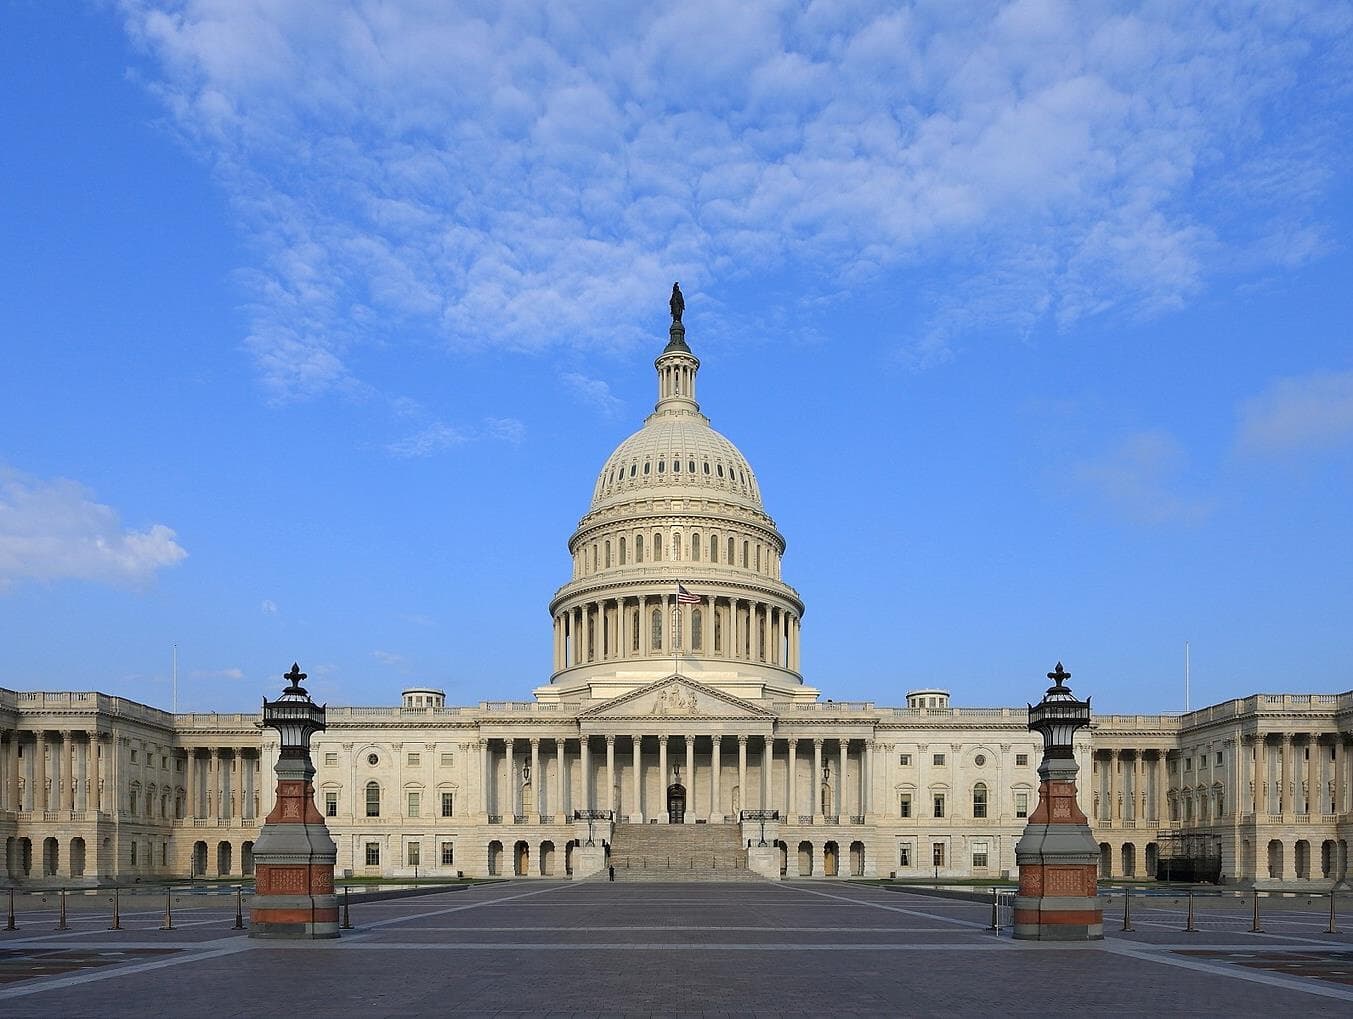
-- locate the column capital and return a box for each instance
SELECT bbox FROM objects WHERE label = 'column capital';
[812,737,824,748]
[605,734,616,746]
[738,734,749,746]
[658,734,668,746]
[529,737,540,749]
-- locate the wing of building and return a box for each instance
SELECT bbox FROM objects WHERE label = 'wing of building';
[2,299,1350,887]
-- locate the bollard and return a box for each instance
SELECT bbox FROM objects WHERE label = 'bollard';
[340,886,353,930]
[57,888,70,931]
[160,888,174,931]
[1122,889,1135,932]
[109,887,122,931]
[1184,889,1197,933]
[233,885,245,930]
[990,887,999,932]
[6,887,16,930]
[1250,890,1263,933]
[1329,891,1339,936]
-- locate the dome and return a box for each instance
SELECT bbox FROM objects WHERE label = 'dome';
[590,415,764,513]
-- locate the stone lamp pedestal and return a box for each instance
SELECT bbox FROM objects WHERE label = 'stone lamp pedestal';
[249,664,339,939]
[1013,663,1103,941]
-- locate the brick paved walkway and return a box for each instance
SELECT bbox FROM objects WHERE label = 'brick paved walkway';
[2,881,1351,1014]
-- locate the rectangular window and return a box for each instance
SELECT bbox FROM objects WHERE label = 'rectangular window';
[1216,752,1223,765]
[407,842,420,866]
[162,756,168,770]
[932,842,945,867]
[162,842,168,865]
[1015,792,1029,818]
[898,753,911,766]
[130,842,138,865]
[899,844,911,867]
[407,752,420,767]
[441,792,454,818]
[899,794,911,819]
[441,752,455,767]
[1184,758,1192,771]
[324,752,338,767]
[365,842,380,866]
[441,842,454,866]
[325,791,338,817]
[407,791,420,817]
[933,753,945,766]
[933,794,945,818]
[972,842,989,869]
[366,784,380,817]
[130,749,139,764]
[1015,753,1028,766]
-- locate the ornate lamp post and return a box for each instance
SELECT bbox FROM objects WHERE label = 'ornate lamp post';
[249,664,340,939]
[1013,663,1103,941]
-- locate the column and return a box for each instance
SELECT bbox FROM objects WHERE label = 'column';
[530,739,541,820]
[682,735,694,821]
[581,736,591,811]
[732,600,742,659]
[210,747,222,821]
[1280,734,1293,816]
[1108,750,1120,823]
[1306,736,1319,816]
[63,730,76,812]
[761,737,771,809]
[631,736,643,822]
[658,736,669,821]
[1252,737,1264,814]
[787,738,798,819]
[710,736,722,822]
[737,736,748,816]
[1133,752,1144,821]
[556,739,566,820]
[605,736,616,814]
[1335,738,1345,815]
[478,740,489,816]
[838,739,848,818]
[812,739,823,822]
[640,596,650,656]
[506,739,516,818]
[37,731,49,812]
[863,740,873,817]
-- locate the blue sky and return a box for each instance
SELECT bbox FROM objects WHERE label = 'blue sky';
[2,1,1351,715]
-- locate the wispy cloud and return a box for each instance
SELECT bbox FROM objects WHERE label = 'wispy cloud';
[119,2,1352,386]
[371,649,407,669]
[191,667,245,681]
[0,467,187,588]
[562,372,624,417]
[1074,430,1211,525]
[1237,369,1353,456]
[384,416,525,458]
[260,598,278,615]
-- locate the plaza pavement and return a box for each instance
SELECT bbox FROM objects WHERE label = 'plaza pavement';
[1,880,1351,1015]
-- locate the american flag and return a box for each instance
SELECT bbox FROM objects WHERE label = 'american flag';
[676,582,702,604]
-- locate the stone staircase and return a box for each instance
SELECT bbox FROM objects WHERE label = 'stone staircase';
[609,823,761,882]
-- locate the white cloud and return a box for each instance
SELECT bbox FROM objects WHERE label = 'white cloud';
[260,598,278,614]
[1074,430,1211,525]
[117,1,1352,386]
[371,649,406,668]
[562,372,624,417]
[1237,369,1353,455]
[0,468,188,588]
[384,422,469,459]
[484,417,526,444]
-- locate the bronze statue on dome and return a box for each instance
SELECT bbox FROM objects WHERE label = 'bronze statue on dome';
[670,282,684,324]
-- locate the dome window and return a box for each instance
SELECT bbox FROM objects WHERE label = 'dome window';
[643,462,650,475]
[716,465,724,478]
[630,464,637,478]
[657,460,665,474]
[673,460,680,473]
[688,460,696,473]
[703,462,710,475]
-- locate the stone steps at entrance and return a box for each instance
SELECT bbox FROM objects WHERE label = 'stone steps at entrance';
[609,823,762,882]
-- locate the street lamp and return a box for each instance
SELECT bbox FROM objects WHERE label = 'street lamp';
[1027,662,1091,759]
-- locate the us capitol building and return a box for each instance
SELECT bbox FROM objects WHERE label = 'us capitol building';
[2,291,1351,888]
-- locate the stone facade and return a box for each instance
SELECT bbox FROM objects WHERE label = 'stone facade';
[2,307,1350,887]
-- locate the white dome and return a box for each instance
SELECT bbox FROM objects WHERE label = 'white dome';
[590,415,764,513]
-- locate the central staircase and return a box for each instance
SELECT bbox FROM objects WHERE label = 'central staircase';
[608,822,761,882]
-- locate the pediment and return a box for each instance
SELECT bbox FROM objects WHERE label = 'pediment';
[578,675,775,721]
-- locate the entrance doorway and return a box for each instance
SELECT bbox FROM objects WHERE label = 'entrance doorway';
[667,783,687,824]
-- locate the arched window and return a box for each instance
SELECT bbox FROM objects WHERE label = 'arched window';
[651,609,663,651]
[755,545,761,572]
[654,533,663,561]
[727,537,734,563]
[632,609,640,652]
[972,783,988,819]
[714,608,723,652]
[742,540,749,567]
[674,532,681,561]
[691,533,700,561]
[619,537,627,565]
[710,535,718,563]
[604,541,611,568]
[691,608,703,651]
[636,534,644,563]
[365,781,381,818]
